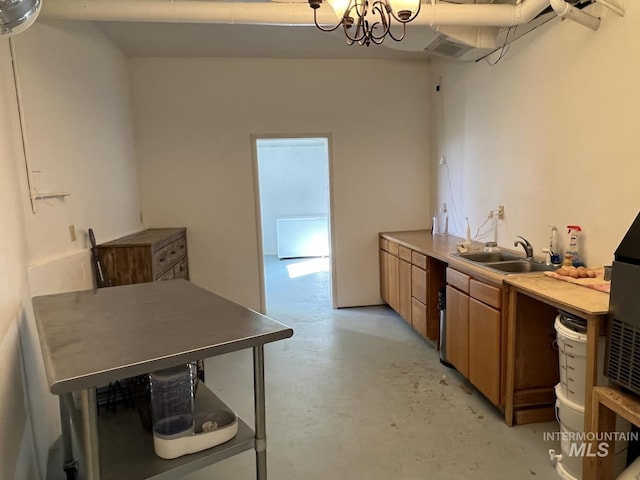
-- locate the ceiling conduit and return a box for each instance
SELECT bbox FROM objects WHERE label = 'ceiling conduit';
[39,0,601,30]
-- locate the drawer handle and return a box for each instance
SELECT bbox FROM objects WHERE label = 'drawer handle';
[159,258,165,262]
[171,250,176,254]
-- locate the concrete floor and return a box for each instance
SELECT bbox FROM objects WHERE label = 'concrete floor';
[188,256,560,480]
[47,255,561,479]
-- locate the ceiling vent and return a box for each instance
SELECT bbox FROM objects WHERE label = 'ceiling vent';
[424,35,474,59]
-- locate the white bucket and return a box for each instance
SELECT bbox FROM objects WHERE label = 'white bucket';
[554,384,630,479]
[556,385,586,479]
[618,455,640,479]
[555,315,588,405]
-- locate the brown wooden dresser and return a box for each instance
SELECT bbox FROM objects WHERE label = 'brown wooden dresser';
[97,228,189,286]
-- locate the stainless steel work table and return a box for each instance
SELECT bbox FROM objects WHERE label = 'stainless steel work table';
[32,279,294,480]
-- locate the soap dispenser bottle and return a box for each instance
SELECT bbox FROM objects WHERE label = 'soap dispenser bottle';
[548,225,561,266]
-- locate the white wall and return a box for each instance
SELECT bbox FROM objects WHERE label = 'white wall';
[0,39,39,480]
[430,3,639,266]
[0,20,143,477]
[257,138,329,256]
[131,58,431,308]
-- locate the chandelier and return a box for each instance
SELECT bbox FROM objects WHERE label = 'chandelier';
[308,0,421,46]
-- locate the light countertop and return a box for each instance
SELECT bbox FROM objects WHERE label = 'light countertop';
[381,230,610,316]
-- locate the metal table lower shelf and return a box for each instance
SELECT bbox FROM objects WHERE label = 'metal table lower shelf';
[33,279,294,480]
[92,385,254,480]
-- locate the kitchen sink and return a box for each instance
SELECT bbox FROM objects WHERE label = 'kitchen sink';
[453,251,523,263]
[484,260,555,274]
[451,251,556,275]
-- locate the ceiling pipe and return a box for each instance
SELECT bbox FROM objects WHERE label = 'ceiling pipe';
[40,0,583,29]
[549,0,600,30]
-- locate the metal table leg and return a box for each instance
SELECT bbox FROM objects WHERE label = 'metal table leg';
[59,394,78,479]
[79,388,101,480]
[253,345,267,480]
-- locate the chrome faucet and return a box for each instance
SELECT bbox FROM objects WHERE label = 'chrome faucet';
[514,236,534,260]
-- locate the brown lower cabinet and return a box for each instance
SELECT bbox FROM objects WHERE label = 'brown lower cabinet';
[445,285,470,377]
[387,252,399,312]
[411,297,427,337]
[379,235,446,345]
[446,267,504,407]
[398,258,412,323]
[379,248,390,304]
[469,297,501,406]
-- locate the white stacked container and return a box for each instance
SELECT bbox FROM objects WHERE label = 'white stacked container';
[552,313,629,480]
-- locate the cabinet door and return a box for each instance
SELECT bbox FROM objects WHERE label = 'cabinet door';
[446,286,469,377]
[469,297,501,406]
[411,298,427,338]
[399,259,412,323]
[388,254,399,312]
[411,265,427,305]
[380,249,389,303]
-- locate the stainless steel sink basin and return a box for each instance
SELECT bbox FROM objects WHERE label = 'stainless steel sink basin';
[453,251,523,263]
[451,251,556,275]
[484,260,555,274]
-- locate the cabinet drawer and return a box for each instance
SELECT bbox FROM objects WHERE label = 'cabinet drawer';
[446,267,470,294]
[398,245,412,262]
[153,235,187,274]
[379,237,389,251]
[173,257,189,280]
[388,241,399,256]
[411,251,427,270]
[470,279,501,309]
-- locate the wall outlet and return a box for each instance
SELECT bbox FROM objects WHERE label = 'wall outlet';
[497,205,505,220]
[439,155,447,165]
[68,224,76,242]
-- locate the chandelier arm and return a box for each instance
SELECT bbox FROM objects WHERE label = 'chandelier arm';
[368,3,391,41]
[352,16,368,43]
[312,8,346,32]
[350,0,368,20]
[385,22,406,42]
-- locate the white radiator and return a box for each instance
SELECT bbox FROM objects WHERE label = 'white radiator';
[276,216,329,259]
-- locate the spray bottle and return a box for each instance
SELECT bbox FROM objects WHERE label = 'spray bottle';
[563,225,582,266]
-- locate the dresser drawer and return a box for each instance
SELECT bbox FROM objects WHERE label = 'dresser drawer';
[153,235,187,275]
[388,241,399,256]
[173,257,189,280]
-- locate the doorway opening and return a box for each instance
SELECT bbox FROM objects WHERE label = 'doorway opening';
[253,136,335,313]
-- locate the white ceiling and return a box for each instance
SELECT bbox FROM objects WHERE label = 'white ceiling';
[95,21,434,60]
